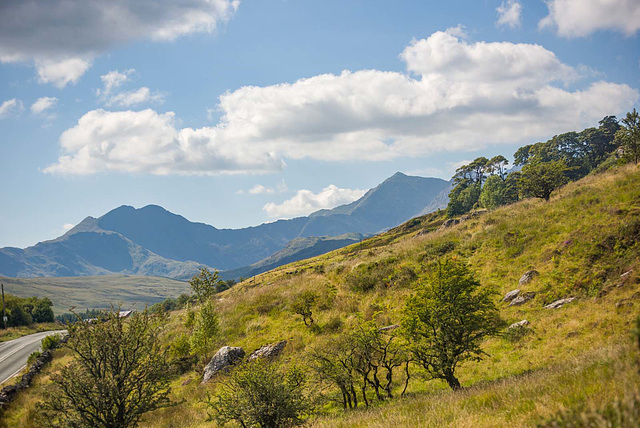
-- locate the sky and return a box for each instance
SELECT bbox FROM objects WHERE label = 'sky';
[0,0,639,248]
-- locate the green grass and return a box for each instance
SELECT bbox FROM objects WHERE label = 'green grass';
[0,323,62,343]
[2,164,640,427]
[0,275,190,314]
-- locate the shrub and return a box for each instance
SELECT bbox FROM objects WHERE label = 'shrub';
[27,351,41,365]
[38,309,172,428]
[209,360,314,427]
[41,333,61,351]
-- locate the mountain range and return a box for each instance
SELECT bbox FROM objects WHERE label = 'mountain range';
[0,172,450,280]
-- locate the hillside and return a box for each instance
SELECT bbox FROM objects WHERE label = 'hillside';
[3,164,638,427]
[0,173,448,279]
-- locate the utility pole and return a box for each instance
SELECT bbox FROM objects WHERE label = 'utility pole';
[1,283,6,329]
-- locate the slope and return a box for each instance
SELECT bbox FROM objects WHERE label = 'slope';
[3,164,639,427]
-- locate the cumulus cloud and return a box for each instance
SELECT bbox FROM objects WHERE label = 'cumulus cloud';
[247,181,288,195]
[30,97,58,114]
[540,0,640,37]
[62,223,75,231]
[43,109,285,175]
[0,98,24,118]
[45,29,639,175]
[0,0,238,87]
[97,69,165,107]
[496,0,522,29]
[263,185,366,218]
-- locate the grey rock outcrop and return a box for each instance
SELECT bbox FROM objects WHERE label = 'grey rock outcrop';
[503,289,521,303]
[438,219,460,231]
[544,297,576,309]
[248,341,287,361]
[202,346,245,384]
[519,270,539,286]
[508,320,530,329]
[509,292,536,306]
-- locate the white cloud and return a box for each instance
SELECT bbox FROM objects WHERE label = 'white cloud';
[0,98,24,118]
[46,30,639,175]
[263,185,366,218]
[247,181,288,195]
[496,0,522,29]
[35,58,92,88]
[540,0,640,37]
[98,69,135,97]
[104,87,166,107]
[97,69,165,107]
[30,97,58,114]
[43,109,285,175]
[0,0,238,87]
[62,223,75,231]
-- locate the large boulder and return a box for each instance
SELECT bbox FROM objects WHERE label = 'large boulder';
[519,270,539,286]
[503,289,521,303]
[509,291,536,306]
[248,341,287,361]
[544,297,576,309]
[202,346,245,384]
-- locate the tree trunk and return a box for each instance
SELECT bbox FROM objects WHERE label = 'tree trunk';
[444,371,462,391]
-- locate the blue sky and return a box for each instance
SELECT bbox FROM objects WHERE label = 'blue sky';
[1,0,639,248]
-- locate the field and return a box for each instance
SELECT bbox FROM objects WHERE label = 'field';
[0,275,190,314]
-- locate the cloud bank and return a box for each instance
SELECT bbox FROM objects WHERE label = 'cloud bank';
[0,0,238,87]
[540,0,640,37]
[263,185,366,218]
[45,29,639,175]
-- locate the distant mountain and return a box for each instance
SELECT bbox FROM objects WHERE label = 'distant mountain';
[0,172,448,279]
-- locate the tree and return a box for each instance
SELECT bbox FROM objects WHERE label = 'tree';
[518,160,568,201]
[615,109,640,164]
[291,291,317,327]
[402,258,503,390]
[209,359,313,428]
[190,267,223,303]
[190,299,220,355]
[39,309,172,428]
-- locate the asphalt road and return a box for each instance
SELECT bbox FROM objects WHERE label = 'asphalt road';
[0,330,67,385]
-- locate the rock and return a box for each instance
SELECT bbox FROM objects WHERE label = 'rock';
[248,341,287,361]
[202,346,245,383]
[438,219,460,231]
[503,289,521,303]
[519,270,539,286]
[378,324,401,332]
[621,270,633,280]
[544,297,576,309]
[509,292,536,306]
[181,378,193,386]
[508,320,529,329]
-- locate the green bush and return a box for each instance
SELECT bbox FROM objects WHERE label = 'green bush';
[27,351,41,365]
[42,334,61,351]
[209,360,314,428]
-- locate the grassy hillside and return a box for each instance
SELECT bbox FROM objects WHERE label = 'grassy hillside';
[2,164,639,427]
[0,275,190,314]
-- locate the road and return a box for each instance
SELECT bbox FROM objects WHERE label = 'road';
[0,330,67,385]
